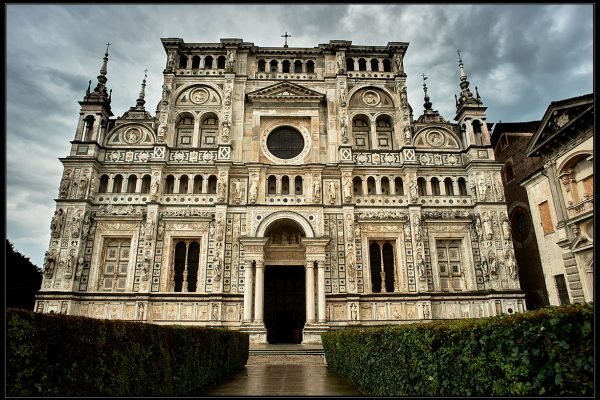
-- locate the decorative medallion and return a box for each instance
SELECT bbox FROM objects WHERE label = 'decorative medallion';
[190,87,209,104]
[123,127,142,144]
[362,90,381,106]
[426,131,445,147]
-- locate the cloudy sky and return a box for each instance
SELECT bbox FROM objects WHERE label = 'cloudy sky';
[6,4,593,267]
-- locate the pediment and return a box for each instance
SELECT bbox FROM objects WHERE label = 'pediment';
[526,93,593,157]
[246,81,325,103]
[413,126,461,150]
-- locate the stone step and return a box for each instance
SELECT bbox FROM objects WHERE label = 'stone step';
[249,344,325,356]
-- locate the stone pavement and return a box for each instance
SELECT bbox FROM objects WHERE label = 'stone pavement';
[204,345,362,396]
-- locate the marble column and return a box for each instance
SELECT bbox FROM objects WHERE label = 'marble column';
[254,260,264,323]
[317,261,326,322]
[243,260,253,322]
[306,260,315,323]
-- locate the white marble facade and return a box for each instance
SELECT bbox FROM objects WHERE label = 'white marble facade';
[36,38,525,344]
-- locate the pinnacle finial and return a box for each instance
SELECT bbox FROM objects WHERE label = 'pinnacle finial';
[422,73,432,111]
[136,69,148,108]
[458,49,467,81]
[96,42,110,91]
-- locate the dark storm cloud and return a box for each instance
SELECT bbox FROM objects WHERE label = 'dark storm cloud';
[6,4,593,266]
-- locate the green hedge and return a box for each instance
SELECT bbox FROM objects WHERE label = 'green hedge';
[322,303,593,396]
[7,309,249,396]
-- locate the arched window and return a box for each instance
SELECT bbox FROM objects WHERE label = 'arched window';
[295,176,303,195]
[358,58,367,71]
[281,176,290,195]
[431,178,441,196]
[294,60,302,73]
[383,59,391,72]
[472,120,483,145]
[504,163,515,183]
[458,178,468,196]
[258,59,266,72]
[381,177,390,195]
[444,178,454,196]
[267,175,276,194]
[394,177,404,195]
[186,241,200,292]
[99,175,109,193]
[376,115,393,150]
[112,175,123,193]
[353,177,363,195]
[382,242,395,292]
[191,56,200,69]
[282,60,290,73]
[176,115,194,147]
[165,175,175,194]
[179,175,189,194]
[367,177,376,195]
[370,59,379,71]
[173,241,186,292]
[369,242,382,293]
[204,56,213,69]
[306,60,315,73]
[346,58,355,71]
[352,116,370,150]
[200,114,218,148]
[217,55,226,69]
[178,55,188,69]
[270,60,278,73]
[417,177,427,196]
[207,175,217,194]
[126,175,137,193]
[83,115,95,141]
[141,175,151,194]
[193,175,203,194]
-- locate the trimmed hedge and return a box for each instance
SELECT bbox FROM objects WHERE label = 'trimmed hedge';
[322,303,593,396]
[7,309,249,396]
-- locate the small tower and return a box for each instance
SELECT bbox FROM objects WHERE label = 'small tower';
[453,50,490,147]
[74,44,114,144]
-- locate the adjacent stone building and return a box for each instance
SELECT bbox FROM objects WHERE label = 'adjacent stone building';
[36,37,525,344]
[521,93,593,306]
[491,121,549,309]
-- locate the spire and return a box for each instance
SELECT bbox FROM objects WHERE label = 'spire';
[95,43,110,91]
[455,49,481,110]
[422,73,432,111]
[136,69,147,108]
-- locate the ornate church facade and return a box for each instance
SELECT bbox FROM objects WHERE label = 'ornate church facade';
[36,38,525,344]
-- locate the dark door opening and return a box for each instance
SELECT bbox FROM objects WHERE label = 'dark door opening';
[264,266,306,344]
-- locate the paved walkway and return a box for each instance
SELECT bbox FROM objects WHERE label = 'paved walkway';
[204,345,362,396]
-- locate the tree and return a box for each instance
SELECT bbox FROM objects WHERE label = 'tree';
[6,240,42,310]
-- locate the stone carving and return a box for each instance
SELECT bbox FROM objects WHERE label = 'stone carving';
[493,173,504,201]
[413,214,423,241]
[215,214,225,244]
[224,86,232,106]
[354,220,361,238]
[167,51,175,68]
[327,181,338,204]
[343,176,352,203]
[59,170,72,199]
[345,214,353,239]
[75,255,84,279]
[51,208,65,237]
[71,210,82,238]
[65,248,76,277]
[233,179,242,204]
[423,303,430,319]
[160,208,211,218]
[151,172,160,199]
[350,303,358,321]
[400,86,408,109]
[501,213,511,240]
[417,253,426,279]
[313,176,321,202]
[482,212,493,240]
[403,221,411,239]
[339,81,346,106]
[394,53,403,74]
[217,172,227,202]
[78,175,89,199]
[423,210,471,219]
[480,255,489,278]
[505,250,518,279]
[473,214,483,240]
[358,210,407,220]
[340,115,349,144]
[226,50,236,72]
[137,303,146,320]
[98,204,141,216]
[249,174,258,204]
[157,218,165,239]
[409,178,418,203]
[477,173,487,201]
[43,250,57,277]
[212,304,219,320]
[336,53,345,73]
[488,250,498,276]
[404,125,412,143]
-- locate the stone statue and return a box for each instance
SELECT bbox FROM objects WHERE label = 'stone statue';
[494,173,504,201]
[400,86,408,108]
[480,256,489,277]
[233,179,242,203]
[215,215,224,241]
[346,215,353,239]
[340,117,348,143]
[505,250,518,279]
[350,303,358,321]
[343,177,352,203]
[208,220,215,237]
[79,176,89,199]
[313,176,321,202]
[339,84,346,106]
[474,215,483,240]
[469,178,477,199]
[336,53,345,73]
[226,50,236,72]
[404,125,412,143]
[482,212,493,240]
[409,179,418,202]
[59,171,72,199]
[501,214,511,240]
[43,250,56,276]
[51,209,65,237]
[354,221,361,238]
[394,54,403,74]
[488,250,498,275]
[71,211,82,238]
[65,249,76,276]
[167,51,175,68]
[217,173,227,202]
[403,222,411,239]
[150,174,160,198]
[413,214,422,241]
[249,174,258,203]
[75,256,84,279]
[137,303,145,320]
[477,174,487,201]
[328,181,338,204]
[417,253,426,278]
[224,87,232,106]
[213,253,222,281]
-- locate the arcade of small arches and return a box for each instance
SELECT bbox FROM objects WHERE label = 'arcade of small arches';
[352,175,469,197]
[257,59,316,74]
[345,57,393,72]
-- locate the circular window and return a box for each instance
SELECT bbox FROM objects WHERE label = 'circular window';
[510,207,530,242]
[266,126,305,159]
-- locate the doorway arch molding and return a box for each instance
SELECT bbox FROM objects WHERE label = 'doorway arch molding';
[255,211,315,238]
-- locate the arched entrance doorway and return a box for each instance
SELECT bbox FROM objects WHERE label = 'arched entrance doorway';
[263,219,306,343]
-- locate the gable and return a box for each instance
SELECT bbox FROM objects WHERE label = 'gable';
[246,81,325,104]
